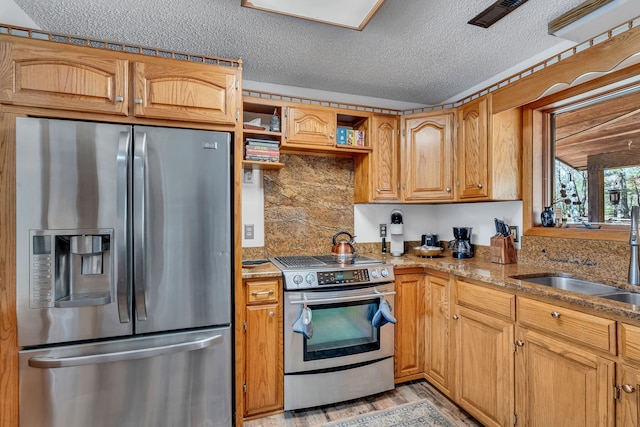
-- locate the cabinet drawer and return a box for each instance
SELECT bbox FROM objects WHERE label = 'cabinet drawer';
[620,323,640,364]
[456,279,515,321]
[246,279,280,305]
[518,298,616,354]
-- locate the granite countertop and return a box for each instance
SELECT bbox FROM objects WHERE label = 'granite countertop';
[242,254,640,323]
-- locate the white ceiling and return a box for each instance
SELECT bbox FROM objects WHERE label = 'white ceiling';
[3,0,638,108]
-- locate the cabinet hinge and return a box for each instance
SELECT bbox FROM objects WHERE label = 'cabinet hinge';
[514,414,518,425]
[243,383,246,394]
[614,385,621,401]
[401,129,405,137]
[235,80,239,90]
[236,110,240,122]
[242,320,247,332]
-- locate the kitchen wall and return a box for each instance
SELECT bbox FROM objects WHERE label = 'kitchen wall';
[242,154,523,257]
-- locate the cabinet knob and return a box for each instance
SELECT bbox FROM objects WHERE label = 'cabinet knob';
[477,183,483,189]
[551,311,561,319]
[329,133,335,139]
[376,188,381,193]
[452,315,459,320]
[269,311,275,317]
[135,98,143,105]
[115,96,124,102]
[446,187,451,193]
[622,384,636,393]
[515,340,524,347]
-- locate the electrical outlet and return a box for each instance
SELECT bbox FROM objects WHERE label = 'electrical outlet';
[379,224,387,238]
[243,170,253,184]
[244,224,254,240]
[509,225,519,243]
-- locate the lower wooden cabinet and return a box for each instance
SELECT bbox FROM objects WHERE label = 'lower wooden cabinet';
[515,328,615,427]
[423,271,451,394]
[453,304,515,427]
[242,278,283,418]
[394,272,424,380]
[617,364,640,426]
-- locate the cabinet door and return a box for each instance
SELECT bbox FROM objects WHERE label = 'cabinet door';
[0,40,128,115]
[515,329,614,427]
[457,96,489,199]
[371,114,400,201]
[394,273,424,380]
[454,305,514,427]
[424,274,451,394]
[132,61,238,124]
[244,303,282,416]
[618,364,640,427]
[403,112,454,201]
[285,106,336,146]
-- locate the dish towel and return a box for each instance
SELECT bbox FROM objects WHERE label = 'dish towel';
[292,306,313,339]
[372,298,396,328]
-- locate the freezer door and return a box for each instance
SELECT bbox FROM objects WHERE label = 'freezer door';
[133,126,231,333]
[19,327,232,427]
[16,118,133,346]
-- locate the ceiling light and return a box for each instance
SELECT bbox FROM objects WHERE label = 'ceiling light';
[241,0,386,30]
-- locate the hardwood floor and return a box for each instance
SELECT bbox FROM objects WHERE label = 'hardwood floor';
[242,380,482,426]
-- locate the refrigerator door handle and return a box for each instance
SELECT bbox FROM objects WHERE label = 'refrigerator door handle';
[116,131,131,323]
[133,132,148,321]
[27,334,223,368]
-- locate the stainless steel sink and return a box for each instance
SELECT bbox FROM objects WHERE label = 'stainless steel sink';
[598,292,640,306]
[511,274,620,295]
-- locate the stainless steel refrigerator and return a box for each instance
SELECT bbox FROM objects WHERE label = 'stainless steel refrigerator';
[15,118,233,427]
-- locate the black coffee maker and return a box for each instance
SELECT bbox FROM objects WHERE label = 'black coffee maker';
[449,227,474,258]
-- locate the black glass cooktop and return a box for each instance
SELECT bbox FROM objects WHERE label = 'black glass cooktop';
[271,254,383,270]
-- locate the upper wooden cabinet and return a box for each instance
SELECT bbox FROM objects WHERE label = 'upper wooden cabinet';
[132,61,238,124]
[0,40,129,116]
[456,95,522,201]
[284,105,336,147]
[457,96,489,199]
[0,38,240,125]
[370,114,401,201]
[402,111,455,202]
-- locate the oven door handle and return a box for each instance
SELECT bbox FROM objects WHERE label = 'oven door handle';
[288,291,395,305]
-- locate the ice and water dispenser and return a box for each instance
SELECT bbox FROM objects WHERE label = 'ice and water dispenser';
[30,229,114,308]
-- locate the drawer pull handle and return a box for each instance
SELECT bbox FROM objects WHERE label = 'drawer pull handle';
[115,96,124,102]
[551,311,561,319]
[251,290,275,296]
[622,384,636,394]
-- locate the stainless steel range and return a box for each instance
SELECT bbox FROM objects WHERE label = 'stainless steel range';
[271,255,396,411]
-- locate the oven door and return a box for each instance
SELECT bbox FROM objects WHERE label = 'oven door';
[284,283,395,373]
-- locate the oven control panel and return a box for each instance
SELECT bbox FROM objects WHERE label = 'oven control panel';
[282,265,394,290]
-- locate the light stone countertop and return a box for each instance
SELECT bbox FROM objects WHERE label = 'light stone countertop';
[241,254,640,323]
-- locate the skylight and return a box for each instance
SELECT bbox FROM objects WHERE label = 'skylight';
[241,0,386,30]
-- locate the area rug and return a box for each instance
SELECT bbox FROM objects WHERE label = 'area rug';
[319,399,456,427]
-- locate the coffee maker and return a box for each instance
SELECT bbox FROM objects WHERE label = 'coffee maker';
[449,227,474,258]
[389,209,404,256]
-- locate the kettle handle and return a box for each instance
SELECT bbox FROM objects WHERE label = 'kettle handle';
[332,231,354,245]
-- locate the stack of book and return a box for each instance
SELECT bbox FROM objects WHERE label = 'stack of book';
[244,138,280,162]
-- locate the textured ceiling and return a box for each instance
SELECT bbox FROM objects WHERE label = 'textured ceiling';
[8,0,599,106]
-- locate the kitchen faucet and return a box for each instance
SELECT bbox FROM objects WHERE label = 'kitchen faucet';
[629,206,640,285]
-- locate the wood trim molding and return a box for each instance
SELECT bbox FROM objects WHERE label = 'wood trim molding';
[548,0,614,35]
